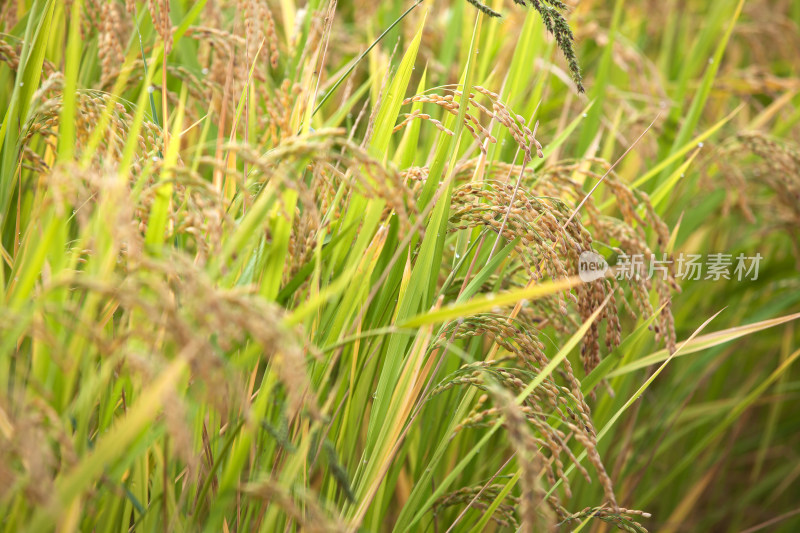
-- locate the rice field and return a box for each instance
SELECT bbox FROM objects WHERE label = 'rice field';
[1,0,799,531]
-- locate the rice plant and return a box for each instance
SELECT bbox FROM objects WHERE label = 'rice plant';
[1,0,799,532]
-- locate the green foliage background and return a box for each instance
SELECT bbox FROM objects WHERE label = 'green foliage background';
[1,0,799,531]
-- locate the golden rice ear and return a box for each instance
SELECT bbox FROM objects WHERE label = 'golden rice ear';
[146,0,173,53]
[434,483,522,529]
[20,85,166,176]
[429,316,604,503]
[717,132,800,268]
[397,86,543,162]
[494,387,558,532]
[98,2,125,86]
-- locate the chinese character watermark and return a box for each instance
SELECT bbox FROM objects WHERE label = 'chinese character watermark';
[577,252,763,281]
